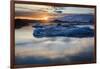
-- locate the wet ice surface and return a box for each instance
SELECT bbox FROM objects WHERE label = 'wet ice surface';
[15,25,95,65]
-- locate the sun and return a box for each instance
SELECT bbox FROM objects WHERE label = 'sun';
[42,17,49,21]
[40,16,50,24]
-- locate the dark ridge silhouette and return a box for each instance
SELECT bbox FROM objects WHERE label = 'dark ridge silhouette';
[52,14,94,25]
[15,19,41,29]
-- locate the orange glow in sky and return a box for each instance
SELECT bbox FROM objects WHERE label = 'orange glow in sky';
[15,16,49,21]
[42,17,49,20]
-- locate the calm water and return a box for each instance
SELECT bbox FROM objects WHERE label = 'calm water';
[15,25,95,65]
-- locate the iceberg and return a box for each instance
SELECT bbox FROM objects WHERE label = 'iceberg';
[33,26,94,38]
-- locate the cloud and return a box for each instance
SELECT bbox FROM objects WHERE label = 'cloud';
[15,3,94,17]
[15,3,53,17]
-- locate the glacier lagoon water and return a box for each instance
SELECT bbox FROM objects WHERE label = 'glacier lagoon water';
[15,24,95,65]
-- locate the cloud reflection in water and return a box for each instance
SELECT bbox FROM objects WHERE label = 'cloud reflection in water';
[15,26,94,65]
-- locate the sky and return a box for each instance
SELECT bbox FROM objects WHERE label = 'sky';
[15,3,94,20]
